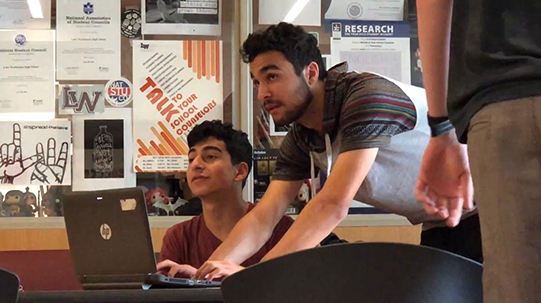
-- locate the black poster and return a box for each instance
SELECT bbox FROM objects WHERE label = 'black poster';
[84,120,124,179]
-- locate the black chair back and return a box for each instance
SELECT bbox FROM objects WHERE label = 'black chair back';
[222,242,482,303]
[0,268,20,303]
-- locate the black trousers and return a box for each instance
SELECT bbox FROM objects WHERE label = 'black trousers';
[420,213,483,263]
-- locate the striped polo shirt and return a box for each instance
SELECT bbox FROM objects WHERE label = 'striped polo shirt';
[272,62,417,181]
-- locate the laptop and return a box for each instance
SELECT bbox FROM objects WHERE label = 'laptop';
[63,187,221,290]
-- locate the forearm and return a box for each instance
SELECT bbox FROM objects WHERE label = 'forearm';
[417,0,453,117]
[262,194,349,261]
[208,209,274,264]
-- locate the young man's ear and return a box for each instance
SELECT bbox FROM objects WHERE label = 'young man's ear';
[304,61,320,86]
[234,162,249,183]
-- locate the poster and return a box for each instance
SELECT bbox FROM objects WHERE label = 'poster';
[142,0,221,36]
[133,40,223,172]
[0,120,71,186]
[56,0,121,80]
[58,84,106,115]
[0,0,51,29]
[258,0,321,26]
[330,21,411,84]
[72,108,135,191]
[324,0,404,30]
[0,30,55,113]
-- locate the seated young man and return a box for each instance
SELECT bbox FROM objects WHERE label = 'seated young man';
[157,120,294,278]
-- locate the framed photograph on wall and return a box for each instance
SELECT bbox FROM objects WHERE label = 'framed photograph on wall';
[72,108,135,191]
[142,0,222,36]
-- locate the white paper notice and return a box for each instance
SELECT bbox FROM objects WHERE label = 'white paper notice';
[0,120,71,186]
[331,21,411,84]
[259,0,321,26]
[0,0,52,29]
[324,0,404,21]
[56,0,120,80]
[142,0,222,36]
[0,30,55,113]
[133,40,223,172]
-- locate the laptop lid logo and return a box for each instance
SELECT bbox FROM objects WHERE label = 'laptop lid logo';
[100,223,112,240]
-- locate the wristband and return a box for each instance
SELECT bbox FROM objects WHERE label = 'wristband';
[427,114,454,137]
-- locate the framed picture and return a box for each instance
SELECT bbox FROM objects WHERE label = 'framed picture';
[72,108,135,191]
[142,0,222,36]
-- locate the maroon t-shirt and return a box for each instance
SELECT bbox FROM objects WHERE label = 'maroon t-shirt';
[160,203,293,272]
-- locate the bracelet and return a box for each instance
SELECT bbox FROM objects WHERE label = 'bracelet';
[427,114,454,137]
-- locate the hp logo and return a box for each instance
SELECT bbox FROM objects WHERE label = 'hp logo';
[100,223,112,240]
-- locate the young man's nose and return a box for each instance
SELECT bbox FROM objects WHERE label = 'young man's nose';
[257,84,271,102]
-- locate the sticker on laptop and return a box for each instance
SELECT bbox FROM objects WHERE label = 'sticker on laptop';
[120,198,137,211]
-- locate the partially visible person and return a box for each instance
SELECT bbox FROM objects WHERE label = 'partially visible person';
[415,1,541,302]
[193,22,482,281]
[157,120,293,279]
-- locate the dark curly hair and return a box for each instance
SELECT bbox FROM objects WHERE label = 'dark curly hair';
[187,120,252,187]
[241,22,328,80]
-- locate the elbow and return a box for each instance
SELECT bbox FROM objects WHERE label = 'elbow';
[316,197,350,224]
[330,202,349,222]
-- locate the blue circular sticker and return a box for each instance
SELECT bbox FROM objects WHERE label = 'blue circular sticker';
[104,77,133,107]
[15,34,27,46]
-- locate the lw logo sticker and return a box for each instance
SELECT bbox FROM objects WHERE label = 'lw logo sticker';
[59,85,105,114]
[100,223,112,240]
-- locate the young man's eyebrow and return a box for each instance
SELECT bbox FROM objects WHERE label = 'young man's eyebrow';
[258,64,280,74]
[251,64,281,79]
[202,146,223,153]
[188,146,223,154]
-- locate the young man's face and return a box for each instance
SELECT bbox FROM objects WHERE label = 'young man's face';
[250,51,314,126]
[186,137,241,197]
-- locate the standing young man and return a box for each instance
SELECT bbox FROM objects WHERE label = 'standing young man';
[194,22,481,280]
[415,1,541,302]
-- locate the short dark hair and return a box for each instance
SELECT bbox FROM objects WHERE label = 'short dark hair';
[187,120,252,187]
[241,22,327,80]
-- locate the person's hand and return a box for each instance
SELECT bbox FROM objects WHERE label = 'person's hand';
[415,132,474,227]
[156,259,197,278]
[194,260,244,280]
[30,139,69,184]
[0,123,25,183]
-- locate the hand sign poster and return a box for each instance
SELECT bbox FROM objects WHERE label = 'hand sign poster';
[0,121,71,185]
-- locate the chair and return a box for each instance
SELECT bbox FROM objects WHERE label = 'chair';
[0,268,20,303]
[221,242,483,303]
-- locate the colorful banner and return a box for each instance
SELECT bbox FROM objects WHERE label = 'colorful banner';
[133,40,223,172]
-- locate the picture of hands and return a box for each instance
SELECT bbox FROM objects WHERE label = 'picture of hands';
[0,121,71,186]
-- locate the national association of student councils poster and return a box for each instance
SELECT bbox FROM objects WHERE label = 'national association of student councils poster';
[132,40,223,172]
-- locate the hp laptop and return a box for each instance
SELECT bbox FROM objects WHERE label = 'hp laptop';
[63,187,221,290]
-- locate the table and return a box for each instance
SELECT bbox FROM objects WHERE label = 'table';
[18,288,223,303]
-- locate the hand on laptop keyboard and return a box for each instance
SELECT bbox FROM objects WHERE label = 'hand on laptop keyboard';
[194,260,244,281]
[157,259,197,278]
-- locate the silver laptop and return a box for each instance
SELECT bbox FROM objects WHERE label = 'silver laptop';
[63,187,220,290]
